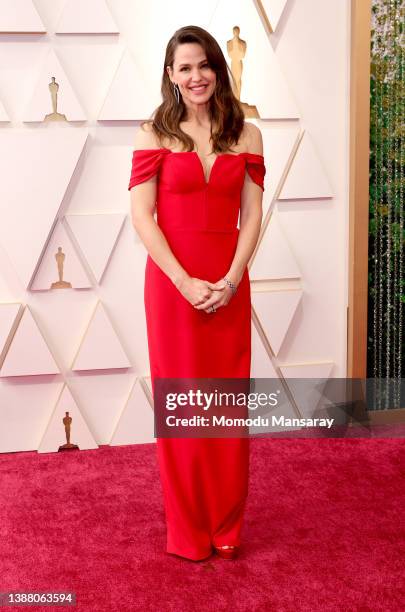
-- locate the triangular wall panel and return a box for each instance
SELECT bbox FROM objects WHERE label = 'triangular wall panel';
[38,383,98,453]
[54,44,123,120]
[56,0,119,34]
[251,321,279,379]
[279,362,335,419]
[0,305,60,377]
[0,380,63,453]
[65,213,126,284]
[23,48,86,122]
[110,378,155,446]
[0,128,88,288]
[71,301,131,371]
[279,131,334,200]
[252,289,302,356]
[142,376,153,401]
[31,221,92,290]
[260,125,300,218]
[250,212,301,280]
[68,372,135,444]
[0,99,10,121]
[0,302,22,368]
[238,122,300,223]
[259,0,288,32]
[98,49,161,120]
[0,0,46,33]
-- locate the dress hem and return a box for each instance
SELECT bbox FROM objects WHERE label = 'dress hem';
[166,547,214,562]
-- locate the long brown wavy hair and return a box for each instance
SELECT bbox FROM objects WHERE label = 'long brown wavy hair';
[141,25,245,154]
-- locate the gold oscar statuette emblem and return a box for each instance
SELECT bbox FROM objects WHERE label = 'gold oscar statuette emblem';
[227,26,259,118]
[50,246,72,289]
[44,76,67,122]
[58,411,79,451]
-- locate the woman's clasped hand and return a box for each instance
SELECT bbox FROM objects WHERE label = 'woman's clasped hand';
[177,276,236,313]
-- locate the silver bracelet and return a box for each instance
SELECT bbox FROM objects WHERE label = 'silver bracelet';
[222,276,237,294]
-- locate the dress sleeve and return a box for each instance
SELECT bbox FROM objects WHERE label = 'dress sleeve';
[241,152,266,191]
[128,148,167,191]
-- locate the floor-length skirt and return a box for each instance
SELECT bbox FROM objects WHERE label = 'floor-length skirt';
[145,230,251,561]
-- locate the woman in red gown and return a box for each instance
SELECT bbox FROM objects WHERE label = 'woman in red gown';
[128,26,266,561]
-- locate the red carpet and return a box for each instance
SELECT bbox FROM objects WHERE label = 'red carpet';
[1,432,404,611]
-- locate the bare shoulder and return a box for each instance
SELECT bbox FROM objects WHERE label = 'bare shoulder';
[243,121,263,155]
[133,121,161,150]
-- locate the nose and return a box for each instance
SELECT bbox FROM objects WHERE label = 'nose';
[190,68,205,81]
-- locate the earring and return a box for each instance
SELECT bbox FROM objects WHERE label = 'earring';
[173,83,180,104]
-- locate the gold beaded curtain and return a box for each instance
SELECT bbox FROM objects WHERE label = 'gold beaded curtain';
[369,0,404,403]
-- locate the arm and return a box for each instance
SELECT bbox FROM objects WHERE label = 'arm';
[130,125,187,289]
[130,125,220,306]
[225,122,264,286]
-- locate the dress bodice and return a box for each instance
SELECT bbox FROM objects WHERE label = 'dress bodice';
[128,148,266,233]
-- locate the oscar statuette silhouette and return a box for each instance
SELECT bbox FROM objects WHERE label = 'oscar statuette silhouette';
[227,26,259,118]
[58,411,79,451]
[44,76,67,122]
[50,247,72,289]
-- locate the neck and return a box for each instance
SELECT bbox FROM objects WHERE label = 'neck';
[183,101,211,127]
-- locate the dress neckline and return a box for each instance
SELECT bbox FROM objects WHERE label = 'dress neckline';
[166,149,241,185]
[134,147,263,186]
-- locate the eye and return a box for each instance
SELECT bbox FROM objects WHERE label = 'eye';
[180,63,210,71]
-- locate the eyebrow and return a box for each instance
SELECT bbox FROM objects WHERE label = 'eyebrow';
[178,60,208,67]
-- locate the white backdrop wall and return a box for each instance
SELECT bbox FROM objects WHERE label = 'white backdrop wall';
[0,0,350,453]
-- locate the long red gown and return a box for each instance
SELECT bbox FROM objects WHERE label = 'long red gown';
[128,147,266,560]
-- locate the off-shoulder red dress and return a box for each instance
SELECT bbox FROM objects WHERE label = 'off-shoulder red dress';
[128,148,266,560]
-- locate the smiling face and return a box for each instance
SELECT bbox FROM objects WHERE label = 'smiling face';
[166,42,217,106]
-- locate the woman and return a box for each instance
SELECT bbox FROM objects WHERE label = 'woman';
[128,25,266,561]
